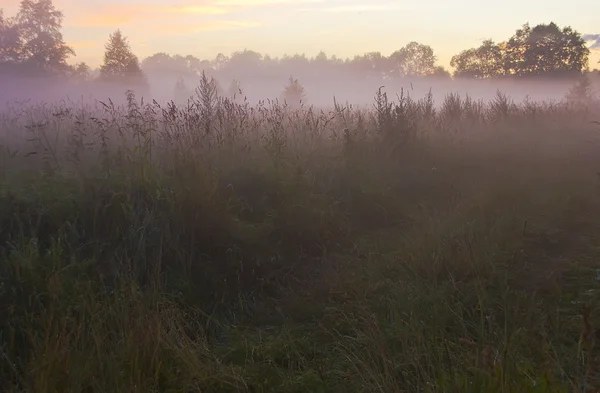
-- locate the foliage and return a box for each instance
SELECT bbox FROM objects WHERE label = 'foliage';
[0,0,74,75]
[0,10,22,64]
[452,22,589,79]
[70,61,90,80]
[99,29,147,86]
[350,51,389,78]
[141,52,205,76]
[0,1,592,82]
[504,22,589,77]
[389,41,437,77]
[429,65,452,78]
[451,40,506,79]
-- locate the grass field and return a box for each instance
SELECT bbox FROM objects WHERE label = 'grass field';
[0,84,599,392]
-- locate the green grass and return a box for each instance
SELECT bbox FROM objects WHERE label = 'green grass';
[0,87,599,392]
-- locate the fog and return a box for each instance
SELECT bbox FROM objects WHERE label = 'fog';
[0,71,583,111]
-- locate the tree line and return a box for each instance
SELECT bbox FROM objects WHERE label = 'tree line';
[0,0,595,86]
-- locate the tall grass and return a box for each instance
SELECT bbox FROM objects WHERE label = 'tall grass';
[0,81,599,392]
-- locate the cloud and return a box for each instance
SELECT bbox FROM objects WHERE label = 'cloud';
[319,4,401,12]
[67,0,294,30]
[584,34,600,49]
[213,0,324,6]
[70,14,134,27]
[166,5,229,15]
[154,20,261,35]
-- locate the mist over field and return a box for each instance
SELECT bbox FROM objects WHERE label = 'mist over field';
[0,71,586,109]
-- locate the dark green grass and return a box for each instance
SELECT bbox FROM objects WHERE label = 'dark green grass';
[0,90,599,392]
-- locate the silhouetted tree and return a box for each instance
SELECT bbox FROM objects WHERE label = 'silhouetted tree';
[389,42,436,77]
[451,23,588,79]
[451,40,505,79]
[429,66,451,79]
[70,61,90,80]
[99,29,146,85]
[141,52,175,74]
[212,53,229,70]
[182,54,209,75]
[227,49,262,73]
[504,22,589,77]
[313,51,328,65]
[141,52,204,76]
[280,53,310,76]
[351,52,389,78]
[0,10,22,65]
[15,0,74,75]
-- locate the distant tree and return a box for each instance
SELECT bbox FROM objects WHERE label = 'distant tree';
[281,76,305,108]
[70,61,90,80]
[310,51,330,75]
[504,22,589,77]
[350,52,389,77]
[99,29,147,85]
[15,0,74,75]
[261,54,279,70]
[0,9,22,64]
[141,52,175,74]
[141,52,204,76]
[429,66,451,79]
[313,51,328,64]
[212,52,229,70]
[389,42,436,77]
[450,40,505,79]
[181,54,208,75]
[227,49,262,72]
[280,53,310,75]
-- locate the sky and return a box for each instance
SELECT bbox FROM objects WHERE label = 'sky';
[1,0,599,70]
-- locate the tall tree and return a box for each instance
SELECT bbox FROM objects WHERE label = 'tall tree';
[451,40,505,79]
[389,42,436,77]
[504,22,589,77]
[99,29,146,85]
[141,52,176,74]
[16,0,74,75]
[0,9,22,64]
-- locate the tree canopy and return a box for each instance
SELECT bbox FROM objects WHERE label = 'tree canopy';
[451,22,590,79]
[389,42,437,77]
[99,29,146,85]
[0,0,74,75]
[0,1,594,82]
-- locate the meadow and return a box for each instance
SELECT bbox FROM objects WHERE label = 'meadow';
[0,78,599,392]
